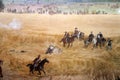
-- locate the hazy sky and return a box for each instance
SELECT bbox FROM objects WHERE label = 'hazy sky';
[3,0,120,4]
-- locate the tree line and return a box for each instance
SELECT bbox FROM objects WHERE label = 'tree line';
[0,0,4,12]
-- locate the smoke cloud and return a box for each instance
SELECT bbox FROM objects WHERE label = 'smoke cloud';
[0,18,22,30]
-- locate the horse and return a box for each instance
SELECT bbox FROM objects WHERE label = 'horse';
[116,76,120,80]
[88,36,94,43]
[46,45,55,54]
[74,31,84,40]
[96,37,102,48]
[67,35,76,47]
[101,37,106,47]
[96,37,106,48]
[60,35,75,47]
[84,38,90,48]
[92,37,97,48]
[79,32,85,40]
[0,60,3,78]
[46,45,62,54]
[27,58,49,75]
[106,39,113,50]
[60,37,68,47]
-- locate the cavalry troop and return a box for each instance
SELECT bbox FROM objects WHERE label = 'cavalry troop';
[60,27,113,50]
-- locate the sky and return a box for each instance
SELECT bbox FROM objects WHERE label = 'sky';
[2,0,120,4]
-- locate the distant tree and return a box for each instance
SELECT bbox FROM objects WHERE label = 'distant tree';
[0,0,4,12]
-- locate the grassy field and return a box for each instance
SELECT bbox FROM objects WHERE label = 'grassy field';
[0,13,120,80]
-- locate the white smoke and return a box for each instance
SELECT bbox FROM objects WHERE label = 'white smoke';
[0,18,22,30]
[9,19,21,30]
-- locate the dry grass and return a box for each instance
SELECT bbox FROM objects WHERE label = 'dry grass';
[0,14,120,80]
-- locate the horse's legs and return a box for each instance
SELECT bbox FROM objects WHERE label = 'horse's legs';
[99,42,102,48]
[30,68,34,74]
[93,44,95,49]
[63,43,66,47]
[38,70,41,75]
[96,42,98,48]
[42,69,46,75]
[71,42,73,47]
[31,70,34,74]
[0,66,3,77]
[0,73,3,78]
[67,43,70,48]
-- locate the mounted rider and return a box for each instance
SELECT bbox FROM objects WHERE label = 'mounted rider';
[33,55,41,69]
[63,31,70,42]
[97,32,103,39]
[97,32,103,42]
[88,31,94,42]
[74,27,79,37]
[106,38,113,50]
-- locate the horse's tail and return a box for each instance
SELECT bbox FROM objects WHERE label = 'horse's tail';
[26,64,32,67]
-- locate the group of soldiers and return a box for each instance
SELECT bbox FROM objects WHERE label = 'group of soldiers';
[64,27,79,38]
[63,27,80,42]
[88,31,112,49]
[62,27,112,50]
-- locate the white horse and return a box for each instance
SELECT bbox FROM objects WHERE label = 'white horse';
[84,38,90,47]
[46,45,62,54]
[76,31,84,40]
[92,37,97,48]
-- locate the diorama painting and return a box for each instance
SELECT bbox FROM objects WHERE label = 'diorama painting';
[0,0,120,80]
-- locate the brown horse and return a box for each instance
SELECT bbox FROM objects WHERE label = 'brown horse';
[0,60,3,78]
[60,35,75,47]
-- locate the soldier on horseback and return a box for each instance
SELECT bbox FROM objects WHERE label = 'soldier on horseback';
[74,27,79,37]
[33,55,41,70]
[106,38,113,50]
[64,31,69,38]
[96,32,104,48]
[88,31,94,42]
[97,32,103,39]
[63,31,70,42]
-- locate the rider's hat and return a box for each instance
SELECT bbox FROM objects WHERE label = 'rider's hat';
[75,27,78,29]
[38,55,40,57]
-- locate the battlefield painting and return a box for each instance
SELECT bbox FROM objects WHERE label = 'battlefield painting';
[0,0,120,80]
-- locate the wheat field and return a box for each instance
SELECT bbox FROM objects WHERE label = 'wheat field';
[0,13,120,80]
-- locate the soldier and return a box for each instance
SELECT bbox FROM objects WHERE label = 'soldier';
[97,32,103,39]
[106,38,113,50]
[74,27,79,37]
[33,55,41,69]
[88,32,94,42]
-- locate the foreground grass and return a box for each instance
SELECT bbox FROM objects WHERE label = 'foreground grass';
[0,28,120,80]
